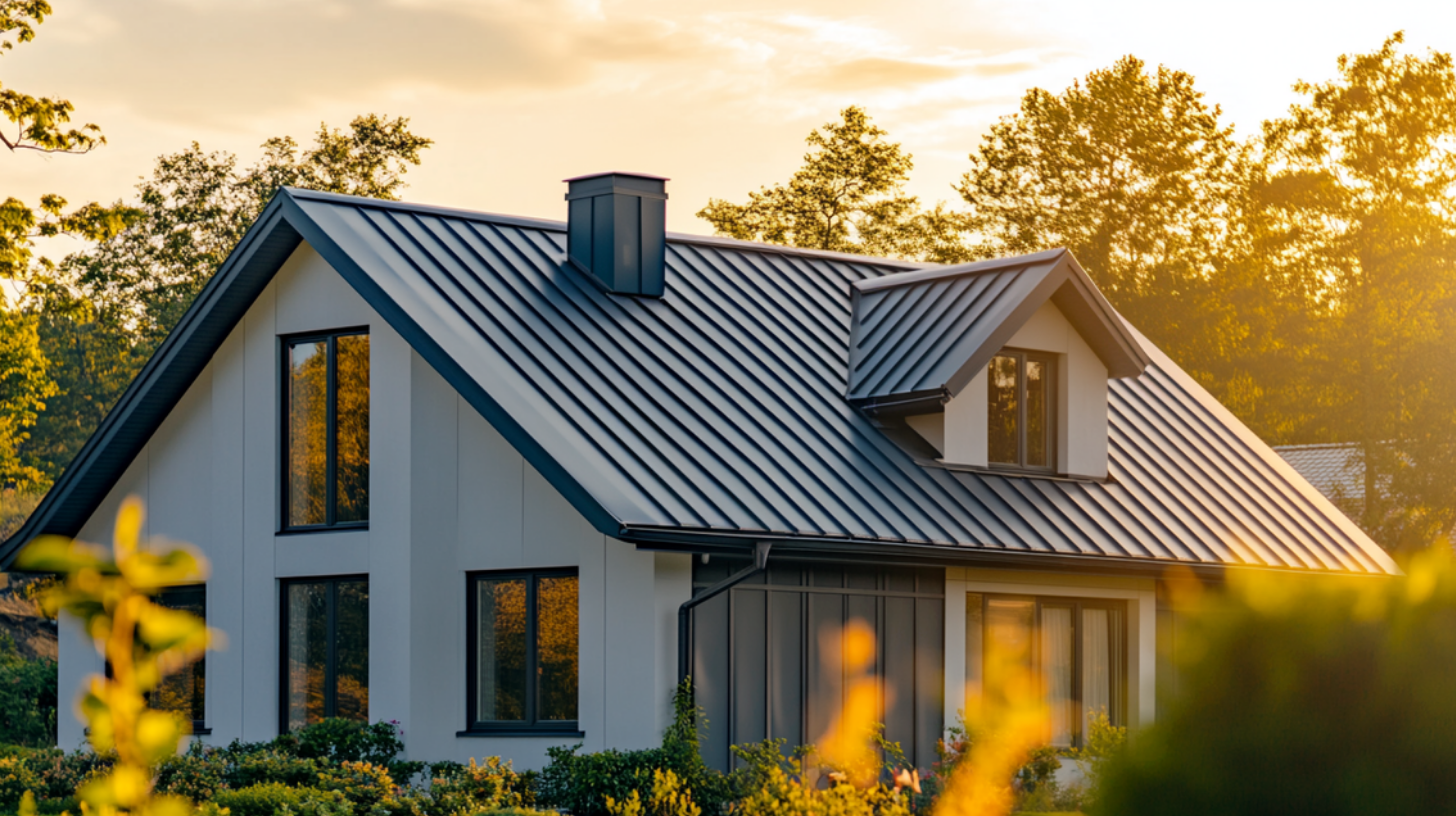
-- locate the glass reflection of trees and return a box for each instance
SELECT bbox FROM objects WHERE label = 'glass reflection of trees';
[284,578,369,731]
[150,585,206,729]
[987,350,1053,470]
[472,571,577,729]
[285,332,369,528]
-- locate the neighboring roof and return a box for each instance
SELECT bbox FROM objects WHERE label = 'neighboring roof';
[1274,443,1364,506]
[1,188,1399,576]
[847,249,1150,410]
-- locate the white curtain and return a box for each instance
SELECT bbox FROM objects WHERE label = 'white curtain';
[1083,609,1111,731]
[1042,607,1073,747]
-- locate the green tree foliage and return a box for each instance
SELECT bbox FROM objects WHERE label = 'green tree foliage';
[0,632,56,747]
[1247,33,1456,550]
[1101,554,1456,814]
[957,57,1254,392]
[21,116,430,482]
[697,107,968,262]
[0,0,135,491]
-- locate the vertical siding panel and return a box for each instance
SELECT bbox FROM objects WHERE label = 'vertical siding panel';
[882,596,917,761]
[210,328,247,742]
[693,592,731,770]
[769,590,804,749]
[806,592,844,748]
[914,598,945,767]
[240,283,277,741]
[732,588,768,749]
[605,538,658,749]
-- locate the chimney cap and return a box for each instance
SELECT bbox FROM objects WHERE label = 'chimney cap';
[564,172,670,202]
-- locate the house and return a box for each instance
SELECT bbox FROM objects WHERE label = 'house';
[0,173,1396,768]
[1274,443,1365,520]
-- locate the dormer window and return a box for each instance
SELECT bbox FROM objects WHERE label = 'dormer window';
[988,351,1054,471]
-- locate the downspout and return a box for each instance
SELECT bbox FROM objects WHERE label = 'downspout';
[677,541,771,684]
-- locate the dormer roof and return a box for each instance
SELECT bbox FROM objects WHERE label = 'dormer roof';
[847,249,1149,412]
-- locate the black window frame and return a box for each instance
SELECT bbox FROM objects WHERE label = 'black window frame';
[279,328,370,533]
[986,348,1057,473]
[278,575,370,734]
[970,593,1127,748]
[464,568,582,737]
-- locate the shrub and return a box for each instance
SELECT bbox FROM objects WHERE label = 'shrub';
[214,782,353,816]
[731,759,912,816]
[0,755,40,811]
[314,760,398,811]
[26,748,111,801]
[1099,554,1456,815]
[605,769,700,816]
[157,749,228,801]
[429,756,537,814]
[0,634,57,748]
[538,680,728,816]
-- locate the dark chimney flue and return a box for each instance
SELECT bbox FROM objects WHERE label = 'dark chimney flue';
[564,172,669,297]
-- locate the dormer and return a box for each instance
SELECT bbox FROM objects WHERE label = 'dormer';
[847,249,1149,480]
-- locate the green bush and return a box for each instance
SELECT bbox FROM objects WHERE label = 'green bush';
[0,755,40,811]
[0,635,57,748]
[1099,556,1456,815]
[538,681,728,816]
[214,782,353,816]
[314,760,398,811]
[428,756,536,814]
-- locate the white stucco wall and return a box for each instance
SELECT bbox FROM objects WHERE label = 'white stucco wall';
[909,300,1111,479]
[57,242,692,767]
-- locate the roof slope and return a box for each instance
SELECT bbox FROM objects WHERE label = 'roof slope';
[2,188,1398,576]
[847,249,1149,409]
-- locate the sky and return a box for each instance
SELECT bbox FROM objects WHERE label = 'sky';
[7,0,1456,245]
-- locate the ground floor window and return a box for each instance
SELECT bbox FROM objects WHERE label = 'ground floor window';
[467,569,579,733]
[967,593,1125,747]
[151,584,207,732]
[281,577,369,731]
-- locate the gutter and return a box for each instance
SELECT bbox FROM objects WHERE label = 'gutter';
[677,541,771,684]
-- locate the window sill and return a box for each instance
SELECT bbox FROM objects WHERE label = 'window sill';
[191,727,213,736]
[456,729,585,739]
[918,456,1112,484]
[276,524,370,537]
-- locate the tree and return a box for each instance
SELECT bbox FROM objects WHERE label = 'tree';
[957,57,1258,392]
[1250,33,1456,550]
[698,107,968,262]
[0,0,134,490]
[22,116,432,482]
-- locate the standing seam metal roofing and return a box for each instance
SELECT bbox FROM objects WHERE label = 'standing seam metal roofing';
[0,188,1398,577]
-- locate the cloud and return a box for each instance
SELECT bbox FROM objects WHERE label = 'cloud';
[804,57,964,91]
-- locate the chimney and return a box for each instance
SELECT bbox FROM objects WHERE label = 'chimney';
[564,172,669,297]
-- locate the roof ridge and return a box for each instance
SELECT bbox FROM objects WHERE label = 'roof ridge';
[852,248,1068,292]
[284,187,925,272]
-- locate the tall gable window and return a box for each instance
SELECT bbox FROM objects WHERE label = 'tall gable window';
[284,330,369,530]
[988,351,1054,471]
[467,569,580,734]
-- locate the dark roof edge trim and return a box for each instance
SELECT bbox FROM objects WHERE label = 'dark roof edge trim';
[852,247,1066,292]
[0,204,304,567]
[619,525,1400,580]
[286,188,926,270]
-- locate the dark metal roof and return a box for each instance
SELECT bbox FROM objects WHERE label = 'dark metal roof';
[847,249,1149,410]
[1,188,1398,576]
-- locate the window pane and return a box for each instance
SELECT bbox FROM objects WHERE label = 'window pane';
[988,355,1020,465]
[287,341,329,526]
[984,598,1034,707]
[1083,607,1112,733]
[334,335,370,524]
[536,575,579,721]
[1042,606,1074,747]
[1025,359,1048,468]
[334,581,370,721]
[478,578,527,721]
[965,593,984,718]
[286,582,328,730]
[153,587,205,725]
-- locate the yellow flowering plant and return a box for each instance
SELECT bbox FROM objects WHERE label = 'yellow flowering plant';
[17,497,221,816]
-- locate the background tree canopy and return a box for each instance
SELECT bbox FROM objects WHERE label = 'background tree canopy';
[702,34,1456,553]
